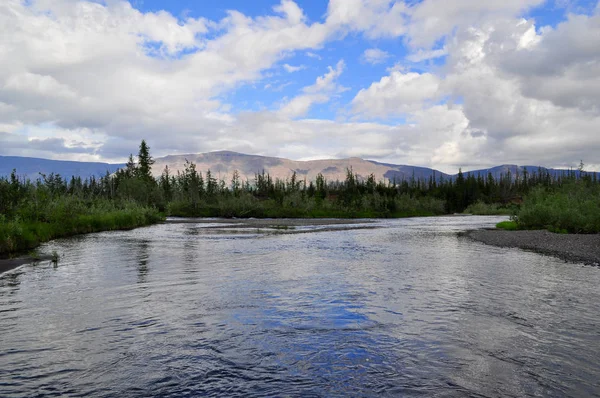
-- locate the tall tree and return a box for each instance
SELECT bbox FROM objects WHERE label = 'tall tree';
[136,140,155,183]
[125,154,137,178]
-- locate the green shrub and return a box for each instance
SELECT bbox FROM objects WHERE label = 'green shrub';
[496,221,518,231]
[0,198,164,255]
[516,182,600,233]
[465,201,515,216]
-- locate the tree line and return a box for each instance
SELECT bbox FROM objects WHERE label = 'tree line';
[2,140,599,254]
[3,140,598,219]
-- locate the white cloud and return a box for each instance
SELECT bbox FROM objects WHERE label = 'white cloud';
[406,0,545,48]
[1,0,600,173]
[279,60,345,118]
[490,13,600,113]
[361,48,390,65]
[326,0,408,38]
[325,0,544,47]
[0,0,334,158]
[434,13,600,168]
[283,64,306,73]
[349,5,600,170]
[352,71,441,117]
[406,47,448,62]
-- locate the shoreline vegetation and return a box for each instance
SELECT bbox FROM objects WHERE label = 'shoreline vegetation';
[1,140,599,260]
[496,182,600,234]
[0,203,162,256]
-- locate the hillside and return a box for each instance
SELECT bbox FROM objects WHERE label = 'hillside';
[0,156,124,181]
[153,151,450,183]
[1,151,597,183]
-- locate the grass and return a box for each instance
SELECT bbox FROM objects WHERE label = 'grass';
[0,203,164,255]
[496,220,518,231]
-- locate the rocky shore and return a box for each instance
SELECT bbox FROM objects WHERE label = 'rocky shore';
[465,229,600,266]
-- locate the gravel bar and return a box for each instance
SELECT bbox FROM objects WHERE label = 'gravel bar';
[465,229,600,266]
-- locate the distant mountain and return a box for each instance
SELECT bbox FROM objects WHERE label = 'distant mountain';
[0,156,124,180]
[1,152,597,183]
[153,151,451,183]
[461,164,597,180]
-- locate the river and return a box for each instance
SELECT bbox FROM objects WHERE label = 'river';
[1,216,599,397]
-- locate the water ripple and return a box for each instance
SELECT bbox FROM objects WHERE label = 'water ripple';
[1,216,599,397]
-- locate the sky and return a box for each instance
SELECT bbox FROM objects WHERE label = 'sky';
[0,0,599,173]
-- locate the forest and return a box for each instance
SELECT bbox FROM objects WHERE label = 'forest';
[1,140,599,255]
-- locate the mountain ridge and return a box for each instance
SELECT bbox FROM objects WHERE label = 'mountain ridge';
[1,152,596,182]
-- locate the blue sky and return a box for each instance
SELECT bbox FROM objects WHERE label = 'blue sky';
[136,0,416,121]
[1,0,599,172]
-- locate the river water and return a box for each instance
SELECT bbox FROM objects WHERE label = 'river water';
[1,216,599,397]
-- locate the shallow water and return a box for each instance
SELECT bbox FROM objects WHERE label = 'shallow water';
[1,216,599,397]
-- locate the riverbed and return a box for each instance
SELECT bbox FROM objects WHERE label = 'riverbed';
[1,216,599,397]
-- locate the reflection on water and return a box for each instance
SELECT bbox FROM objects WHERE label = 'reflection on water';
[1,216,599,397]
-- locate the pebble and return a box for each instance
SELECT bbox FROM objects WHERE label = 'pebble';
[464,229,600,266]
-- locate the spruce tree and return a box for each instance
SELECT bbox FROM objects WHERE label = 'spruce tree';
[125,154,137,178]
[136,140,155,184]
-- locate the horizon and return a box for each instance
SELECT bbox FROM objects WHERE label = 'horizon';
[2,150,598,176]
[0,0,599,174]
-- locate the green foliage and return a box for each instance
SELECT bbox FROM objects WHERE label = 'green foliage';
[0,140,165,255]
[465,201,515,215]
[136,140,155,183]
[516,181,600,233]
[0,197,163,255]
[496,221,518,231]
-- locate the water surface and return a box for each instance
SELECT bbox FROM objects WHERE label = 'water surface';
[1,216,599,397]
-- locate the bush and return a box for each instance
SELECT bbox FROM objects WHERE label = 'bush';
[0,198,164,255]
[465,201,515,216]
[516,182,600,233]
[496,221,518,231]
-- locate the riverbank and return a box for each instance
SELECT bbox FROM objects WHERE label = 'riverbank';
[0,207,164,275]
[464,229,600,266]
[0,254,54,275]
[1,207,164,256]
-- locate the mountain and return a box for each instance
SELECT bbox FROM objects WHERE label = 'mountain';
[1,151,597,183]
[153,151,451,183]
[0,156,124,180]
[461,164,595,180]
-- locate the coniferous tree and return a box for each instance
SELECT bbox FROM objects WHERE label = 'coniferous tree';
[136,140,155,184]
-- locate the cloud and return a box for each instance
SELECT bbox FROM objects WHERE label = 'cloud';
[406,47,448,62]
[283,64,306,73]
[325,0,545,47]
[1,0,600,173]
[490,13,600,113]
[405,0,545,48]
[352,71,441,117]
[361,48,390,65]
[0,131,103,160]
[349,4,600,170]
[434,13,600,168]
[305,51,322,60]
[279,60,346,118]
[326,0,408,38]
[0,0,332,139]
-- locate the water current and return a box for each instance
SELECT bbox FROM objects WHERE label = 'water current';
[1,216,599,397]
